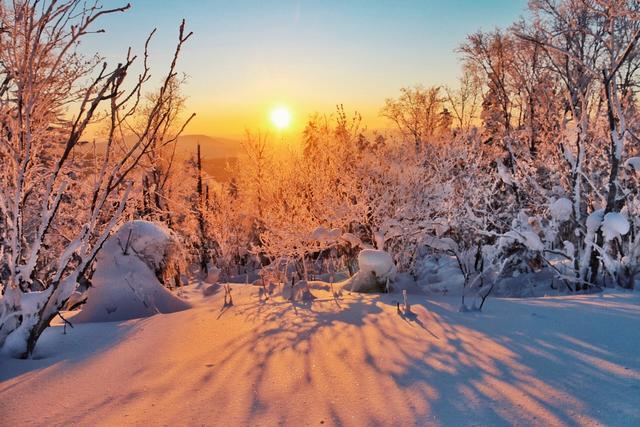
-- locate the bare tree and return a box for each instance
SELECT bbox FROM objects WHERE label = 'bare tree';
[444,71,482,133]
[0,1,193,357]
[381,85,445,153]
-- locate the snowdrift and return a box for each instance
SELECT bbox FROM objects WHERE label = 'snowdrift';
[73,221,190,323]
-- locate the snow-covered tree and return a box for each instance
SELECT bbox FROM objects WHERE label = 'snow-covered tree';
[0,1,193,357]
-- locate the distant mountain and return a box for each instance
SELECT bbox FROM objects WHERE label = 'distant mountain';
[79,134,242,182]
[175,134,241,160]
[175,135,241,182]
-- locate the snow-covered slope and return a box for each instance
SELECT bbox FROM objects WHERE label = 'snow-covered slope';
[1,285,639,426]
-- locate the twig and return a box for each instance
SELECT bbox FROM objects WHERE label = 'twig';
[57,311,74,334]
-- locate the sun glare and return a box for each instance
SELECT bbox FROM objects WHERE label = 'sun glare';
[270,106,292,130]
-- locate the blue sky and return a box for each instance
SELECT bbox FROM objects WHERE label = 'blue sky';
[81,1,528,137]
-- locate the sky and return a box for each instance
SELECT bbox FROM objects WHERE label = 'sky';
[81,0,528,139]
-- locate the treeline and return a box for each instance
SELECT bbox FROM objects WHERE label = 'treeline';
[181,0,640,294]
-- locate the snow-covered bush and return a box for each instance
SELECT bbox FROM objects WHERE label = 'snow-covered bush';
[343,249,397,293]
[73,221,190,323]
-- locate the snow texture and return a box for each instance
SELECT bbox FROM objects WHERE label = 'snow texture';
[343,249,397,292]
[281,280,316,302]
[1,285,639,426]
[625,156,640,171]
[601,212,630,241]
[550,197,573,222]
[72,221,190,323]
[502,230,544,252]
[310,226,341,243]
[204,265,221,284]
[586,209,605,233]
[496,158,513,185]
[340,232,362,248]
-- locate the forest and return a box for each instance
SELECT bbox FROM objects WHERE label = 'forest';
[1,1,639,426]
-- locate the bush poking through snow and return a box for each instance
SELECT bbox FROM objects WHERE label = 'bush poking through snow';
[282,280,316,302]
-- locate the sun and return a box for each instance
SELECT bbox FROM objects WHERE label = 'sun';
[270,106,292,130]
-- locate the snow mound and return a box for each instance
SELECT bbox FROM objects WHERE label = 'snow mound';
[204,265,221,284]
[116,220,174,269]
[550,198,572,222]
[282,280,316,302]
[359,249,396,278]
[343,249,397,293]
[74,221,190,323]
[586,209,605,233]
[602,212,630,241]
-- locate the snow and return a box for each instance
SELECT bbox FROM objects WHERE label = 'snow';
[502,230,544,252]
[204,265,221,284]
[625,156,640,172]
[339,232,362,248]
[358,249,395,277]
[601,212,630,241]
[1,285,639,426]
[586,209,605,233]
[550,197,573,222]
[423,235,458,252]
[281,279,316,302]
[520,230,544,251]
[563,240,575,257]
[496,158,514,185]
[72,221,190,323]
[584,210,629,241]
[310,226,341,243]
[344,249,397,292]
[0,289,51,357]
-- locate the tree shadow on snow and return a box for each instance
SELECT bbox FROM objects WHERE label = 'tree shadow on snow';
[180,290,640,426]
[0,320,134,384]
[3,287,638,426]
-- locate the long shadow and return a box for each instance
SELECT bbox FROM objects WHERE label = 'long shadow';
[0,320,134,384]
[186,290,640,425]
[3,286,638,426]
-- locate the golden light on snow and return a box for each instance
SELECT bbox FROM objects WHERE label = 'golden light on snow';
[270,106,292,130]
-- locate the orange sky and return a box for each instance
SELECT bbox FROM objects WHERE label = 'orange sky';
[80,1,527,140]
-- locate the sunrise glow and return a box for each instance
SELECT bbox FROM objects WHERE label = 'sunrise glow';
[3,1,638,426]
[270,106,292,130]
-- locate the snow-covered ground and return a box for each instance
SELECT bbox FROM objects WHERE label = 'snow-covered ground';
[1,283,639,426]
